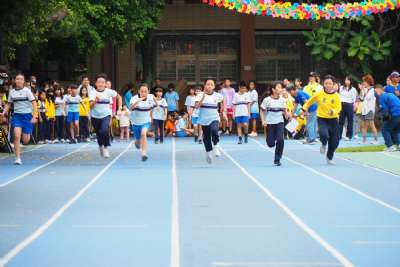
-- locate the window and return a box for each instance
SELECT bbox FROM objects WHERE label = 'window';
[255,35,302,82]
[156,38,238,83]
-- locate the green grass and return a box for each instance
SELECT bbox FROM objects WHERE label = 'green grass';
[336,145,385,153]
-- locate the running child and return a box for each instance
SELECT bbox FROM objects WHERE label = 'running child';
[117,105,131,141]
[64,84,83,144]
[248,80,259,137]
[232,81,251,144]
[190,86,203,144]
[130,84,155,161]
[89,74,121,158]
[302,75,342,164]
[152,87,168,144]
[196,79,224,164]
[1,73,38,165]
[260,81,290,166]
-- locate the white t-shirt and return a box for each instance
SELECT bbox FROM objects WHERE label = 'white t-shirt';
[361,87,376,115]
[197,92,224,126]
[260,96,286,124]
[117,110,131,127]
[130,94,155,125]
[232,92,251,117]
[249,89,259,113]
[339,86,358,104]
[54,96,65,116]
[64,95,82,113]
[89,88,117,119]
[190,97,200,118]
[8,87,35,114]
[175,117,187,132]
[185,95,195,107]
[152,98,168,121]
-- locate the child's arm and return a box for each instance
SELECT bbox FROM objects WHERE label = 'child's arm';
[31,100,38,123]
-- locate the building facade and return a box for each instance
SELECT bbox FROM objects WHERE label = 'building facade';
[88,0,322,89]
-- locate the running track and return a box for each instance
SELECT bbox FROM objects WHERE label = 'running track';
[0,136,399,267]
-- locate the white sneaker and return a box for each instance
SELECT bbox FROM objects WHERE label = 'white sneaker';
[385,146,397,152]
[103,147,110,158]
[54,139,59,143]
[354,135,359,140]
[326,158,335,165]
[320,145,327,154]
[99,146,104,157]
[86,138,91,142]
[38,141,45,144]
[206,151,213,164]
[213,145,221,157]
[370,140,379,145]
[45,139,51,144]
[14,158,22,165]
[343,137,350,141]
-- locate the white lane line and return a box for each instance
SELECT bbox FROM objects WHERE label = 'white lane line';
[0,143,90,188]
[170,138,180,267]
[0,142,134,267]
[213,262,342,266]
[333,225,400,229]
[204,225,274,229]
[382,152,400,160]
[220,147,354,267]
[352,241,400,245]
[0,145,46,160]
[294,140,400,178]
[71,224,147,229]
[253,139,400,214]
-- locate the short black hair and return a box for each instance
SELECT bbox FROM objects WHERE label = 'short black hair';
[168,83,175,89]
[96,73,108,81]
[239,81,247,88]
[375,84,384,89]
[323,75,337,83]
[69,84,78,90]
[155,87,163,93]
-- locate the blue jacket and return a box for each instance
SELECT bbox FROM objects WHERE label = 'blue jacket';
[379,93,400,117]
[295,90,317,112]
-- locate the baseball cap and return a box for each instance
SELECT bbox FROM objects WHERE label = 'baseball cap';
[390,71,400,78]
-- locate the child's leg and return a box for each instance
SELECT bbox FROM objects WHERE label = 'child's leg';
[159,121,164,142]
[69,121,75,139]
[318,119,329,146]
[202,125,212,152]
[266,124,276,148]
[369,120,378,140]
[275,123,285,162]
[210,121,220,146]
[74,120,80,138]
[361,120,367,142]
[141,128,148,155]
[237,122,242,137]
[327,120,340,160]
[13,127,22,159]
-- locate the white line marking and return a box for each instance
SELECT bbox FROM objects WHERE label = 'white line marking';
[204,225,274,229]
[0,142,133,267]
[253,139,400,214]
[0,145,46,160]
[382,152,400,160]
[294,140,400,177]
[220,147,354,267]
[170,138,180,267]
[333,225,400,229]
[213,262,342,266]
[0,143,90,188]
[71,224,147,229]
[352,241,400,245]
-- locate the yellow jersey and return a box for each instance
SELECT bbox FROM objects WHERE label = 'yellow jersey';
[79,97,90,116]
[303,82,323,97]
[285,96,295,113]
[45,99,56,119]
[303,90,342,119]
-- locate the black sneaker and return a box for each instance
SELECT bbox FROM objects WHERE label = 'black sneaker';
[274,160,281,166]
[142,155,148,162]
[244,134,248,143]
[135,142,140,149]
[194,136,198,143]
[238,137,243,144]
[155,140,159,144]
[160,140,164,144]
[198,139,202,144]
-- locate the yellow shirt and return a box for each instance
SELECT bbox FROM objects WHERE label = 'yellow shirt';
[79,97,90,116]
[304,82,323,97]
[45,99,56,119]
[303,90,342,119]
[285,96,295,113]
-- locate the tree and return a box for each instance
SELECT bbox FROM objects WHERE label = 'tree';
[303,11,399,81]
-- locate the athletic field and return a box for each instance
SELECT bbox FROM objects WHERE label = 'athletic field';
[1,137,399,267]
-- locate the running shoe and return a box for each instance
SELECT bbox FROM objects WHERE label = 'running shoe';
[198,139,203,144]
[14,158,22,165]
[274,160,281,166]
[213,145,221,157]
[135,142,140,149]
[320,145,327,154]
[206,151,212,164]
[103,148,110,158]
[326,158,335,165]
[142,155,148,162]
[370,140,379,145]
[385,146,397,152]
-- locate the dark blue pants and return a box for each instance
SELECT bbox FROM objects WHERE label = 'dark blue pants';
[79,116,90,139]
[39,112,47,141]
[382,116,400,147]
[91,116,111,147]
[201,120,219,152]
[266,123,284,162]
[55,116,64,140]
[318,118,340,160]
[46,118,55,140]
[339,102,354,139]
[154,119,165,142]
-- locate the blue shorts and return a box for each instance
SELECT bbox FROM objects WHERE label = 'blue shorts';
[133,123,151,140]
[67,112,80,123]
[175,130,187,137]
[12,113,33,134]
[235,116,249,124]
[192,117,199,125]
[250,113,259,119]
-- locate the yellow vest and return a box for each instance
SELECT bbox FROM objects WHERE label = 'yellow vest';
[79,97,90,116]
[45,99,56,119]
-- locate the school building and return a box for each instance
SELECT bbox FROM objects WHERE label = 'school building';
[88,0,328,89]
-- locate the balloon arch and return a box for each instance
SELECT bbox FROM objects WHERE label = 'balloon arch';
[202,0,400,20]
